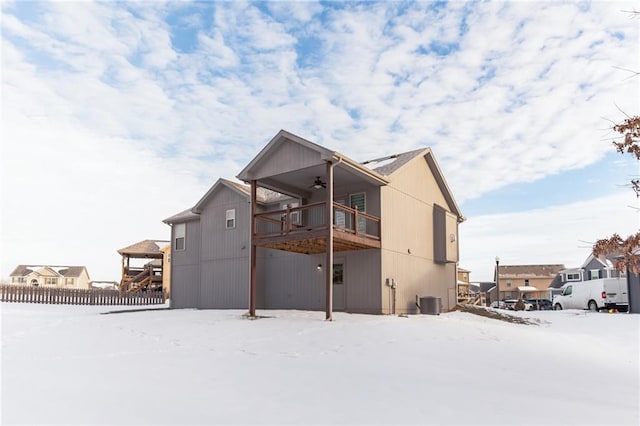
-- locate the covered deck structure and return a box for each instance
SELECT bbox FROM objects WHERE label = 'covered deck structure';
[117,239,169,293]
[238,130,388,320]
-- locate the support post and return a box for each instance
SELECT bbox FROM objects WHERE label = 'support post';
[325,162,334,321]
[250,180,257,317]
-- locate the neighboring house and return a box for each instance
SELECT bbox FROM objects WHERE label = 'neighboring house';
[164,129,464,318]
[457,267,481,304]
[9,265,91,289]
[495,264,565,301]
[551,253,627,297]
[457,267,470,284]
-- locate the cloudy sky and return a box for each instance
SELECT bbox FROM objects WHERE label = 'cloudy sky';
[1,1,638,283]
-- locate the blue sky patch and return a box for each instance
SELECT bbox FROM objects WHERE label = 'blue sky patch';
[460,152,638,216]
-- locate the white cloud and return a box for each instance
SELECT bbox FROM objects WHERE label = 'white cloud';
[1,1,639,282]
[460,190,640,282]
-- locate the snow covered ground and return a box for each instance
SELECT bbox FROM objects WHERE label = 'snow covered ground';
[1,303,638,425]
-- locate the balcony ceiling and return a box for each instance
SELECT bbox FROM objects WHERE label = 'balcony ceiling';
[257,162,384,198]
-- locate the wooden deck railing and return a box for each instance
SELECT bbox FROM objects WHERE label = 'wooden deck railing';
[253,201,380,241]
[0,285,164,306]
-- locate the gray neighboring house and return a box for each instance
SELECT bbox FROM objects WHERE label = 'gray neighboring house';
[164,130,464,317]
[552,253,626,296]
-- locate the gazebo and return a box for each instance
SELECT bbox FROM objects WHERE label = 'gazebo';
[117,240,169,293]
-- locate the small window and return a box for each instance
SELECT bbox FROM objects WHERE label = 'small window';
[175,223,186,251]
[506,280,512,287]
[45,277,58,285]
[524,279,530,286]
[589,269,601,280]
[333,264,344,285]
[226,209,236,229]
[566,273,580,281]
[65,278,75,285]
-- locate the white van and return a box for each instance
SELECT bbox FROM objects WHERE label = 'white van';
[553,278,628,312]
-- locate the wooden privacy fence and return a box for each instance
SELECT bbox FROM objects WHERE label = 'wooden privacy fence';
[0,285,164,306]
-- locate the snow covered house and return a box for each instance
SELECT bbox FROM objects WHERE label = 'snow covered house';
[164,130,464,318]
[9,265,91,289]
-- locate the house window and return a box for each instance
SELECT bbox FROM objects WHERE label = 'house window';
[524,279,530,286]
[45,277,58,285]
[226,209,236,229]
[175,223,186,251]
[65,278,75,285]
[566,273,580,281]
[333,264,344,285]
[11,277,26,284]
[589,269,601,280]
[506,280,512,287]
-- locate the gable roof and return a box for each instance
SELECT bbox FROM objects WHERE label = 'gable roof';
[236,129,389,186]
[58,267,87,278]
[362,148,426,176]
[117,240,169,258]
[163,178,290,225]
[163,208,200,224]
[581,252,618,269]
[192,178,254,214]
[10,265,88,278]
[497,264,565,280]
[362,147,464,222]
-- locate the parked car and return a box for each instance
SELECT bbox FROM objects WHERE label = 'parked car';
[526,299,553,311]
[504,299,533,311]
[490,301,507,309]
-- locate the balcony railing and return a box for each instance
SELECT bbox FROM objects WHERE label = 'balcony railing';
[253,201,380,241]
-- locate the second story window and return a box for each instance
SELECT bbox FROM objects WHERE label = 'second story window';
[566,273,580,281]
[524,279,530,286]
[226,209,236,229]
[589,269,601,280]
[45,277,58,285]
[175,223,186,251]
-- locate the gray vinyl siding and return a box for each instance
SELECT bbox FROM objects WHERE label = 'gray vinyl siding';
[340,250,382,313]
[251,139,324,180]
[199,258,248,308]
[260,248,381,313]
[583,258,621,279]
[197,186,251,309]
[262,250,325,310]
[170,219,201,309]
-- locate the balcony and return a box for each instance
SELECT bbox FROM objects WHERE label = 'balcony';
[253,202,381,254]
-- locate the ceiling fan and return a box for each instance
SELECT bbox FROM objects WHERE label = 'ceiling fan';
[310,176,326,189]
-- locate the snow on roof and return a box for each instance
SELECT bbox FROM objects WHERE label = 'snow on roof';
[517,286,539,292]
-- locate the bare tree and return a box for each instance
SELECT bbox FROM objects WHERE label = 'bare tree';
[593,115,640,272]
